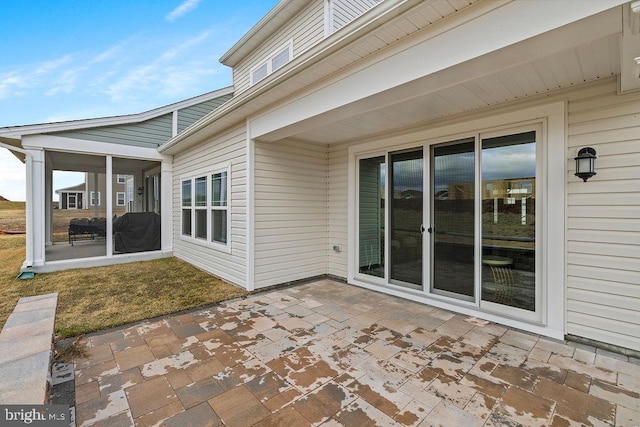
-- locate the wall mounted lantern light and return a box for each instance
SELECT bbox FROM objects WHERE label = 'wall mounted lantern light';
[574,147,597,182]
[137,186,144,196]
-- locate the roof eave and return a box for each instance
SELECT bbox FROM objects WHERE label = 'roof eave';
[161,0,410,155]
[219,0,309,67]
[0,86,234,140]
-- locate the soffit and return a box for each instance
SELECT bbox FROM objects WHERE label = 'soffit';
[291,34,622,144]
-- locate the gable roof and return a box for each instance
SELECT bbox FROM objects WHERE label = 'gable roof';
[219,0,309,67]
[55,183,85,194]
[0,86,234,143]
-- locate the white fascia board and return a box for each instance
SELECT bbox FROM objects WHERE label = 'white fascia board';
[0,86,233,139]
[22,135,167,161]
[220,0,306,66]
[249,1,625,141]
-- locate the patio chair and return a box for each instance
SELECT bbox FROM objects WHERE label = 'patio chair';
[484,265,514,304]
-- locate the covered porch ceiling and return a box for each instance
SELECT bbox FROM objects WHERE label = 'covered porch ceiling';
[252,4,636,146]
[288,34,621,145]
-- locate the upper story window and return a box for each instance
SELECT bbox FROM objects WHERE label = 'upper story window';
[250,40,293,86]
[116,174,127,184]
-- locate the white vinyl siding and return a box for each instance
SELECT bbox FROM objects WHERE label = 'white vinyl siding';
[173,125,247,287]
[329,0,381,33]
[233,1,324,93]
[253,139,328,288]
[566,78,640,352]
[328,143,349,278]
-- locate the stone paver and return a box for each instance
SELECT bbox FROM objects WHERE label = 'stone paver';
[72,280,640,426]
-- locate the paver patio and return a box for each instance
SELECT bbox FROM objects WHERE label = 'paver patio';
[71,279,640,426]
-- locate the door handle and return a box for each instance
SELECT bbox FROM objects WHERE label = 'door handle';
[420,225,426,233]
[427,226,433,233]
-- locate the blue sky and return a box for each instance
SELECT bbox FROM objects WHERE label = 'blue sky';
[0,0,278,201]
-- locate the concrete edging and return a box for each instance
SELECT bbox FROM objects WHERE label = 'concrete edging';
[0,293,58,404]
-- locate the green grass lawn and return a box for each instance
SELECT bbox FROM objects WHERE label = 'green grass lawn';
[0,234,248,338]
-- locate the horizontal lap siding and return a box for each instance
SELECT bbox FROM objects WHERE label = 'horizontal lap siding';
[177,95,233,133]
[53,114,173,147]
[566,78,640,351]
[254,140,328,288]
[328,143,349,278]
[172,125,247,287]
[233,1,324,93]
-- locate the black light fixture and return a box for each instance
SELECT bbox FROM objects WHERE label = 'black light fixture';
[574,147,597,182]
[137,186,144,195]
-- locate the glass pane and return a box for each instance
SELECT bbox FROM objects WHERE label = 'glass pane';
[212,210,227,244]
[182,181,191,206]
[195,177,207,207]
[481,131,536,311]
[195,209,207,239]
[432,140,475,299]
[252,63,268,83]
[182,209,191,236]
[212,172,227,207]
[390,149,423,287]
[272,46,290,71]
[358,157,385,278]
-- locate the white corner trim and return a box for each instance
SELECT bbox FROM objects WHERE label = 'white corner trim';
[246,119,256,291]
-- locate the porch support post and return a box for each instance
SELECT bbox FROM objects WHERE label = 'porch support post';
[160,157,173,253]
[22,147,45,270]
[106,156,113,257]
[45,153,53,246]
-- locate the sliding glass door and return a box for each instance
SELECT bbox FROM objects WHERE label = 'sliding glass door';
[389,149,423,288]
[355,127,539,320]
[431,139,475,300]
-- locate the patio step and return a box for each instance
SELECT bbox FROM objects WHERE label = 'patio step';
[0,293,58,404]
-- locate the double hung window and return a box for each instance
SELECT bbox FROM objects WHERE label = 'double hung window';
[90,191,101,206]
[181,165,230,250]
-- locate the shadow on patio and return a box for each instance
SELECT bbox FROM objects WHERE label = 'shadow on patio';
[62,280,639,426]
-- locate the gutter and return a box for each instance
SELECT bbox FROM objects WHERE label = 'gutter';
[159,0,413,154]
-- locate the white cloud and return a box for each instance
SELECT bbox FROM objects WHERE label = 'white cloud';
[35,55,72,75]
[0,71,28,99]
[166,0,202,22]
[160,30,212,61]
[45,67,86,96]
[0,149,26,201]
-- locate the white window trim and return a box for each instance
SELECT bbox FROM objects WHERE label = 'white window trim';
[116,192,126,206]
[116,174,126,184]
[250,40,293,86]
[180,162,232,254]
[90,191,101,207]
[347,101,566,341]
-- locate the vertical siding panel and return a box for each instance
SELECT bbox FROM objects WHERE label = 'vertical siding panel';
[253,140,328,288]
[566,79,640,351]
[172,125,247,287]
